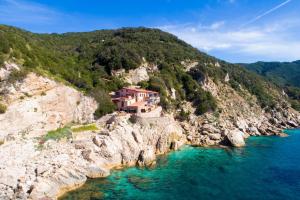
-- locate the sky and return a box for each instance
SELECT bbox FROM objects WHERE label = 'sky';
[0,0,299,63]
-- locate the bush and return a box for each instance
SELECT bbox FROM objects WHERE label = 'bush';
[194,91,217,115]
[71,124,98,132]
[0,103,7,114]
[90,88,116,119]
[39,126,72,147]
[291,100,300,111]
[176,109,190,121]
[0,55,5,66]
[7,69,28,84]
[0,36,10,54]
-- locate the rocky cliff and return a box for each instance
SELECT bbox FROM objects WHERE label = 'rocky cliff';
[0,66,299,200]
[0,66,186,199]
[0,64,97,142]
[1,25,300,200]
[181,76,300,147]
[0,112,185,200]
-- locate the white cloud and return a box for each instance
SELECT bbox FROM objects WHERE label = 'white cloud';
[159,20,300,62]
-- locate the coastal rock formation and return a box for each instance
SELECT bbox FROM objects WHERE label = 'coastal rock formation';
[0,72,97,141]
[227,130,246,147]
[0,112,185,200]
[182,77,300,147]
[0,72,299,199]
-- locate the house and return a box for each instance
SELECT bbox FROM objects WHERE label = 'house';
[111,86,160,114]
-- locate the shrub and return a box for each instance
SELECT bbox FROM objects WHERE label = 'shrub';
[7,69,28,84]
[0,55,5,66]
[194,91,217,115]
[71,124,98,132]
[291,100,300,111]
[176,109,190,121]
[0,103,7,114]
[90,88,116,119]
[40,127,72,143]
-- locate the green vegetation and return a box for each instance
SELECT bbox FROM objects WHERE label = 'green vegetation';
[40,127,72,144]
[71,124,98,132]
[189,62,277,109]
[242,61,300,87]
[0,103,7,114]
[90,88,117,119]
[6,68,28,84]
[0,25,289,115]
[242,61,300,111]
[176,109,190,122]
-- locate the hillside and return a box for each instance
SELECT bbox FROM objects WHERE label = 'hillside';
[0,25,286,116]
[242,61,300,111]
[1,25,300,200]
[242,61,300,87]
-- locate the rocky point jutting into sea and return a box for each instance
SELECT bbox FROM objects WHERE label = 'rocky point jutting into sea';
[0,26,300,200]
[0,60,299,200]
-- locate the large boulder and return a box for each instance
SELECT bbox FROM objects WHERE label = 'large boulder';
[227,130,245,147]
[137,147,156,167]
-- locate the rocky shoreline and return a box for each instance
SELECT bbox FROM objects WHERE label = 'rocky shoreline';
[1,110,298,200]
[0,70,299,200]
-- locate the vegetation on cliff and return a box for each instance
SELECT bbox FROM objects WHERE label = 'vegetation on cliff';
[0,25,289,116]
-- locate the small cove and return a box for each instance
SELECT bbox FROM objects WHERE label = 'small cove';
[60,129,300,200]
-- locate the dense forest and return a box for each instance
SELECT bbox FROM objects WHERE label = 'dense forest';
[242,61,300,111]
[0,25,291,117]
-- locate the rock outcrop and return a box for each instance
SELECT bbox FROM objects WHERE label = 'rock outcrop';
[0,112,185,200]
[124,67,149,84]
[0,72,97,141]
[0,62,20,81]
[182,77,300,147]
[226,130,246,147]
[0,64,300,200]
[114,58,158,85]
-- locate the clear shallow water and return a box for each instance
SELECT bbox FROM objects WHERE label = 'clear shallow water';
[61,129,300,200]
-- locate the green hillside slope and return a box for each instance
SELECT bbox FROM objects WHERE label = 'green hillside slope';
[242,61,300,87]
[241,61,300,110]
[0,25,288,116]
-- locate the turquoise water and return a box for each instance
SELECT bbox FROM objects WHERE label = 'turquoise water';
[61,129,300,200]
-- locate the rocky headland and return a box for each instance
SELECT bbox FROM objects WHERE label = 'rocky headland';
[0,26,300,200]
[0,62,299,200]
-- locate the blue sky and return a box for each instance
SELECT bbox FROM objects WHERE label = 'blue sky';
[0,0,299,63]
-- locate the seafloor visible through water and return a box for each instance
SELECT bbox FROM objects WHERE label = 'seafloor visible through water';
[61,129,300,200]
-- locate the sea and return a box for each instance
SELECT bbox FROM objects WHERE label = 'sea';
[60,129,300,200]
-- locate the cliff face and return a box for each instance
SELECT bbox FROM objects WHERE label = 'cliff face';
[182,76,300,147]
[0,70,97,142]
